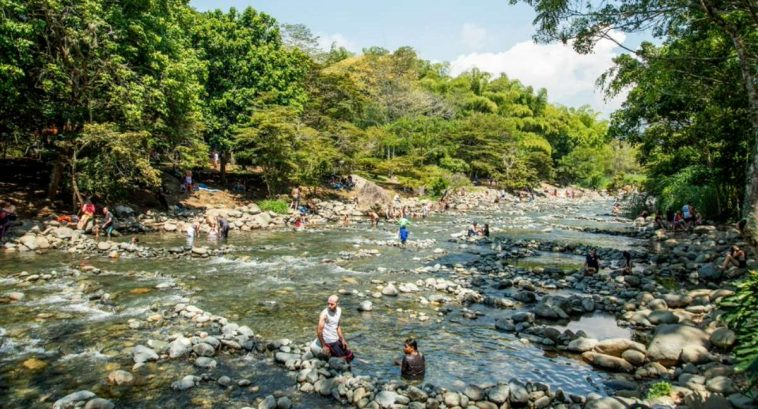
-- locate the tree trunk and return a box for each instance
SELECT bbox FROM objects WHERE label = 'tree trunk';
[220,151,227,186]
[70,152,83,211]
[48,160,64,198]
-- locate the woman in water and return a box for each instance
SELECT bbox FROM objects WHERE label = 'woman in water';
[398,338,425,380]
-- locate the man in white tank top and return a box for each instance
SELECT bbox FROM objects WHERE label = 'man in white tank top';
[317,295,351,359]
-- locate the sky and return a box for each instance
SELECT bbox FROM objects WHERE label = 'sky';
[190,0,645,116]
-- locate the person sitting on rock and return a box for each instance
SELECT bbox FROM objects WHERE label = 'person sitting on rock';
[583,249,600,276]
[317,295,353,362]
[394,338,425,380]
[654,212,667,230]
[721,245,747,270]
[672,211,685,231]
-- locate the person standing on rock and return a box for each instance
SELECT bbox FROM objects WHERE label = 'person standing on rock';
[317,295,353,362]
[99,207,115,240]
[583,249,600,276]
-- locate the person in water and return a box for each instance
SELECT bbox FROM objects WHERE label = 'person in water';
[622,251,632,275]
[467,222,479,237]
[317,295,353,362]
[397,338,425,380]
[482,223,490,237]
[398,217,410,245]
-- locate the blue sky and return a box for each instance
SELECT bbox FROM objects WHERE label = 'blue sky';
[190,0,642,115]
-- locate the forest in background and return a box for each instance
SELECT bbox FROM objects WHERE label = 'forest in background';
[0,0,641,207]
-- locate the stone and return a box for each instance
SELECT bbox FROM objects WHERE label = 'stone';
[329,357,350,372]
[706,376,735,394]
[97,241,112,251]
[728,393,755,409]
[486,383,510,404]
[374,391,399,408]
[647,310,679,325]
[567,337,599,352]
[277,396,292,409]
[685,391,732,409]
[647,324,709,366]
[585,397,627,409]
[7,292,24,301]
[194,357,217,368]
[406,386,428,402]
[107,370,134,385]
[171,375,198,390]
[358,300,373,311]
[710,328,736,349]
[22,358,46,370]
[132,345,158,363]
[84,398,115,409]
[258,395,276,409]
[217,376,232,387]
[19,235,38,250]
[681,345,711,364]
[698,263,721,281]
[191,246,208,256]
[163,223,177,232]
[381,283,399,296]
[508,380,529,403]
[621,349,646,366]
[52,390,96,409]
[463,385,483,401]
[169,336,192,358]
[193,343,215,357]
[594,338,646,357]
[582,352,634,372]
[443,392,460,407]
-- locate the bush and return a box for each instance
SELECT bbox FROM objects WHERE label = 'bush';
[258,199,289,214]
[646,381,673,400]
[429,177,449,197]
[721,271,758,389]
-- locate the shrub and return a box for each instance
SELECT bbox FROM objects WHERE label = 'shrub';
[721,271,758,389]
[258,199,289,214]
[646,381,673,400]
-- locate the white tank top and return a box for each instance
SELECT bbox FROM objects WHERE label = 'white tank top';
[321,307,341,343]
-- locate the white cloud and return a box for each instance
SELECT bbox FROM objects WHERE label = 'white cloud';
[316,33,358,52]
[461,23,488,51]
[449,33,628,115]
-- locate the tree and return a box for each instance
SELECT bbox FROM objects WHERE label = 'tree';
[510,0,758,227]
[192,7,309,183]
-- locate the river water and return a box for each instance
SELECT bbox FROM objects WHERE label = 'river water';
[0,198,646,408]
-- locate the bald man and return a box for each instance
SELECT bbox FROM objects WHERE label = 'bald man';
[317,295,352,361]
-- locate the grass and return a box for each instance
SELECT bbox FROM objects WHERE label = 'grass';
[646,381,673,400]
[258,199,289,214]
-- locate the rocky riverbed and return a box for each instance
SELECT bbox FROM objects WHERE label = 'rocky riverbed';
[1,190,756,408]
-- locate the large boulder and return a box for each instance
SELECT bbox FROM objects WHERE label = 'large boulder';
[353,175,391,211]
[710,328,736,349]
[582,351,634,372]
[647,324,709,366]
[594,338,646,357]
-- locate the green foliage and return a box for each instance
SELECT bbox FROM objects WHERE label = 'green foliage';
[257,199,289,214]
[721,272,758,389]
[429,177,449,197]
[646,381,673,400]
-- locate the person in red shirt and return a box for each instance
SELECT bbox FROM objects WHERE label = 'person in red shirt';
[77,201,96,230]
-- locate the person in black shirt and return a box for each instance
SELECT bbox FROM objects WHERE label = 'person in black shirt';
[584,249,600,276]
[398,338,425,380]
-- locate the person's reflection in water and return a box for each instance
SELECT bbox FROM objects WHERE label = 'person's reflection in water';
[395,338,425,381]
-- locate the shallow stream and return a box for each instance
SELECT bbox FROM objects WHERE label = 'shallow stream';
[0,198,646,408]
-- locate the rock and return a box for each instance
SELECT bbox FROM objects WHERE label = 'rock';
[647,324,710,366]
[399,283,419,293]
[114,205,135,218]
[194,357,217,368]
[171,375,198,390]
[594,338,646,357]
[710,328,736,349]
[728,393,755,409]
[169,336,192,358]
[681,345,711,364]
[621,349,646,366]
[52,226,75,239]
[22,358,46,370]
[259,395,276,409]
[374,391,399,408]
[508,380,529,403]
[685,391,732,409]
[585,397,627,409]
[706,376,735,394]
[353,175,392,211]
[274,352,300,363]
[52,390,96,409]
[191,246,208,256]
[406,386,428,402]
[463,385,483,401]
[19,235,38,250]
[486,383,510,404]
[35,236,50,249]
[97,241,111,251]
[358,300,373,311]
[193,343,215,357]
[664,293,692,308]
[277,396,292,409]
[698,263,721,281]
[648,310,679,325]
[381,283,399,296]
[107,370,134,385]
[568,337,599,352]
[582,352,634,372]
[84,398,115,409]
[443,392,460,407]
[217,376,232,387]
[7,292,24,301]
[132,345,158,363]
[163,223,177,232]
[329,357,349,372]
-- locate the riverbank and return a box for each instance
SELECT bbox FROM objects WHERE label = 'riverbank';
[1,191,755,409]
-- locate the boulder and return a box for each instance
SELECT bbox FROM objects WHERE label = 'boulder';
[358,300,373,312]
[132,345,158,363]
[381,283,399,296]
[710,328,736,349]
[594,338,646,357]
[681,345,711,364]
[698,263,721,281]
[621,349,646,366]
[107,370,134,385]
[585,397,627,409]
[647,324,709,366]
[52,390,96,409]
[374,391,399,408]
[353,175,392,211]
[582,351,634,372]
[84,398,115,409]
[486,383,510,404]
[568,337,599,353]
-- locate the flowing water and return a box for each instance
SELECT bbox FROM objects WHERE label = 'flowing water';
[0,198,646,408]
